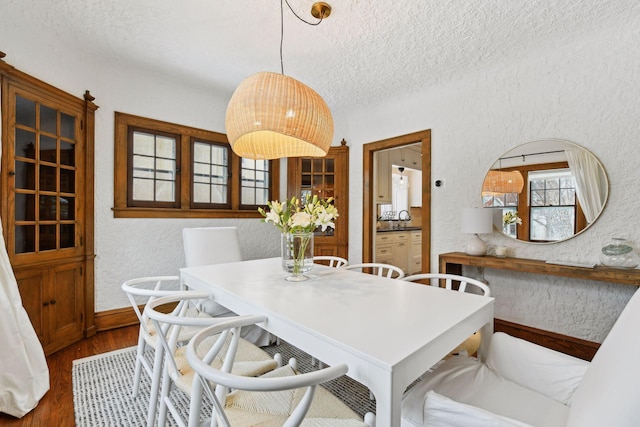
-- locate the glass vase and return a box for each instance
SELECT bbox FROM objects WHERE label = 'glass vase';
[281,232,314,281]
[600,238,640,269]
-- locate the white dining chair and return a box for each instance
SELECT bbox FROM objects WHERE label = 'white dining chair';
[144,292,281,427]
[402,272,491,296]
[402,273,491,357]
[314,255,349,268]
[182,226,272,346]
[182,226,243,270]
[401,287,640,427]
[121,276,212,399]
[187,314,376,427]
[342,262,405,279]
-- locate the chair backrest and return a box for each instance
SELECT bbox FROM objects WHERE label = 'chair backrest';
[402,273,490,297]
[144,291,216,377]
[186,315,354,427]
[182,226,242,267]
[566,288,640,427]
[342,262,405,279]
[121,276,183,336]
[314,255,349,268]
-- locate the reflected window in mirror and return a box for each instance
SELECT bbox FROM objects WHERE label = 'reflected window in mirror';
[529,169,581,242]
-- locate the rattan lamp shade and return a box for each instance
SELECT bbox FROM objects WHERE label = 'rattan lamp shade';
[482,170,524,195]
[225,72,334,160]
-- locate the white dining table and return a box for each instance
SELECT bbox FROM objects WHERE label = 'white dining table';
[180,257,494,427]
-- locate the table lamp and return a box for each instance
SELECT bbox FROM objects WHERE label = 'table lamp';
[461,208,493,256]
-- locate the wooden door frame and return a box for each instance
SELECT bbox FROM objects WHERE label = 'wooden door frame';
[363,130,431,272]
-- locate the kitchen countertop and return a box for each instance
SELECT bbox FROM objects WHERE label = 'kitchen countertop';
[376,227,422,233]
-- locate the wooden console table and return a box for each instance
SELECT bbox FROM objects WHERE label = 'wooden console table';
[438,251,640,360]
[439,252,640,287]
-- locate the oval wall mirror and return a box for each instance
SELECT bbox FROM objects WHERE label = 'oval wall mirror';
[482,139,608,244]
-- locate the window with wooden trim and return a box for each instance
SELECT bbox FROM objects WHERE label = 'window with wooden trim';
[114,112,279,218]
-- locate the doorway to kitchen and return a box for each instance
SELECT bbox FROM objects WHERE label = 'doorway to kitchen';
[362,130,431,273]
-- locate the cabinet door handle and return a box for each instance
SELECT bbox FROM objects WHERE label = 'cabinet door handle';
[50,299,57,305]
[43,301,49,306]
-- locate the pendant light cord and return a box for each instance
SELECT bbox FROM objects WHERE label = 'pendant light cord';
[280,0,325,75]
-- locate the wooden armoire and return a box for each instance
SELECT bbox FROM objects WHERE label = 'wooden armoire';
[0,55,96,354]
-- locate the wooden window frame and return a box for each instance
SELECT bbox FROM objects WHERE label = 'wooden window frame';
[114,112,279,218]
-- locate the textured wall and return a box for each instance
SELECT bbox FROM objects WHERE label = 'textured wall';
[340,17,640,343]
[1,11,639,337]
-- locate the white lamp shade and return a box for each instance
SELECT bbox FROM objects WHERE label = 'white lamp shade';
[461,208,493,234]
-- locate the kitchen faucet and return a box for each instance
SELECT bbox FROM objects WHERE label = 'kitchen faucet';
[398,210,411,228]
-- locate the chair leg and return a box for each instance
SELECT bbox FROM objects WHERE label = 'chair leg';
[146,343,165,427]
[132,332,146,397]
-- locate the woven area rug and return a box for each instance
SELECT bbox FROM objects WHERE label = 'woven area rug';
[73,340,381,426]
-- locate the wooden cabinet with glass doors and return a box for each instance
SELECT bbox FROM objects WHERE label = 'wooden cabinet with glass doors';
[1,58,96,354]
[287,140,349,259]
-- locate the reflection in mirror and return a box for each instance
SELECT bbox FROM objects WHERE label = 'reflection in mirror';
[482,139,608,244]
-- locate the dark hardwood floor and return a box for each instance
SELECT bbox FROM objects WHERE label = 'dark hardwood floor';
[0,326,138,426]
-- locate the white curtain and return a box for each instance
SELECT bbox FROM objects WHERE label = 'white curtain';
[565,148,607,224]
[0,221,49,417]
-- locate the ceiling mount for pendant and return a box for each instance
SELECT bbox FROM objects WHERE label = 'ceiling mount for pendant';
[311,2,332,19]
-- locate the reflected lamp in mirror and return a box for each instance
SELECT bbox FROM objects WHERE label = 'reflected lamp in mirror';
[461,208,493,256]
[482,170,524,195]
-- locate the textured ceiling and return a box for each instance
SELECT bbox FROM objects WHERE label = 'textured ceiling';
[3,0,639,111]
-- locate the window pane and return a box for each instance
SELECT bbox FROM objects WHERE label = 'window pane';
[60,113,75,139]
[40,105,57,134]
[39,224,57,251]
[15,225,35,254]
[40,135,57,163]
[133,155,155,178]
[530,207,575,241]
[325,159,334,172]
[193,183,211,203]
[242,187,255,205]
[60,141,75,166]
[193,142,211,162]
[60,196,75,220]
[211,185,226,204]
[39,195,57,220]
[560,188,575,205]
[16,96,36,128]
[155,180,175,202]
[60,224,75,248]
[60,168,75,193]
[531,190,545,206]
[15,161,36,190]
[155,158,176,181]
[211,145,227,164]
[132,178,154,201]
[156,136,176,158]
[133,132,155,155]
[255,188,268,205]
[40,165,57,191]
[546,189,559,206]
[15,194,35,221]
[211,165,227,185]
[15,128,36,159]
[193,163,211,183]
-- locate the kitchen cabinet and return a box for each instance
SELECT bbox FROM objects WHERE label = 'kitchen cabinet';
[389,148,422,171]
[410,230,422,274]
[375,150,391,203]
[375,230,418,274]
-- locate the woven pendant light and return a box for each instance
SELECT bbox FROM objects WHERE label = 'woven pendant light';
[482,170,524,195]
[225,71,334,160]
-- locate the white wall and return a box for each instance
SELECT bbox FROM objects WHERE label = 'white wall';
[2,13,639,341]
[338,17,640,342]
